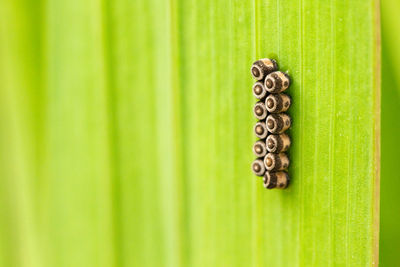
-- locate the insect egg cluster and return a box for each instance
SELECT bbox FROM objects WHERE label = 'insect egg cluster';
[250,58,292,189]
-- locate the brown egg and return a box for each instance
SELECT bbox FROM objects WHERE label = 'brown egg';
[264,71,291,93]
[250,58,278,80]
[252,159,266,176]
[266,114,291,134]
[263,171,289,189]
[264,153,290,171]
[265,93,291,113]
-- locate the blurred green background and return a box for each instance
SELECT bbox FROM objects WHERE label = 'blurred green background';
[0,0,397,266]
[380,0,400,266]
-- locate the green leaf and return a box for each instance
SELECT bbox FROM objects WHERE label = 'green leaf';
[0,0,380,266]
